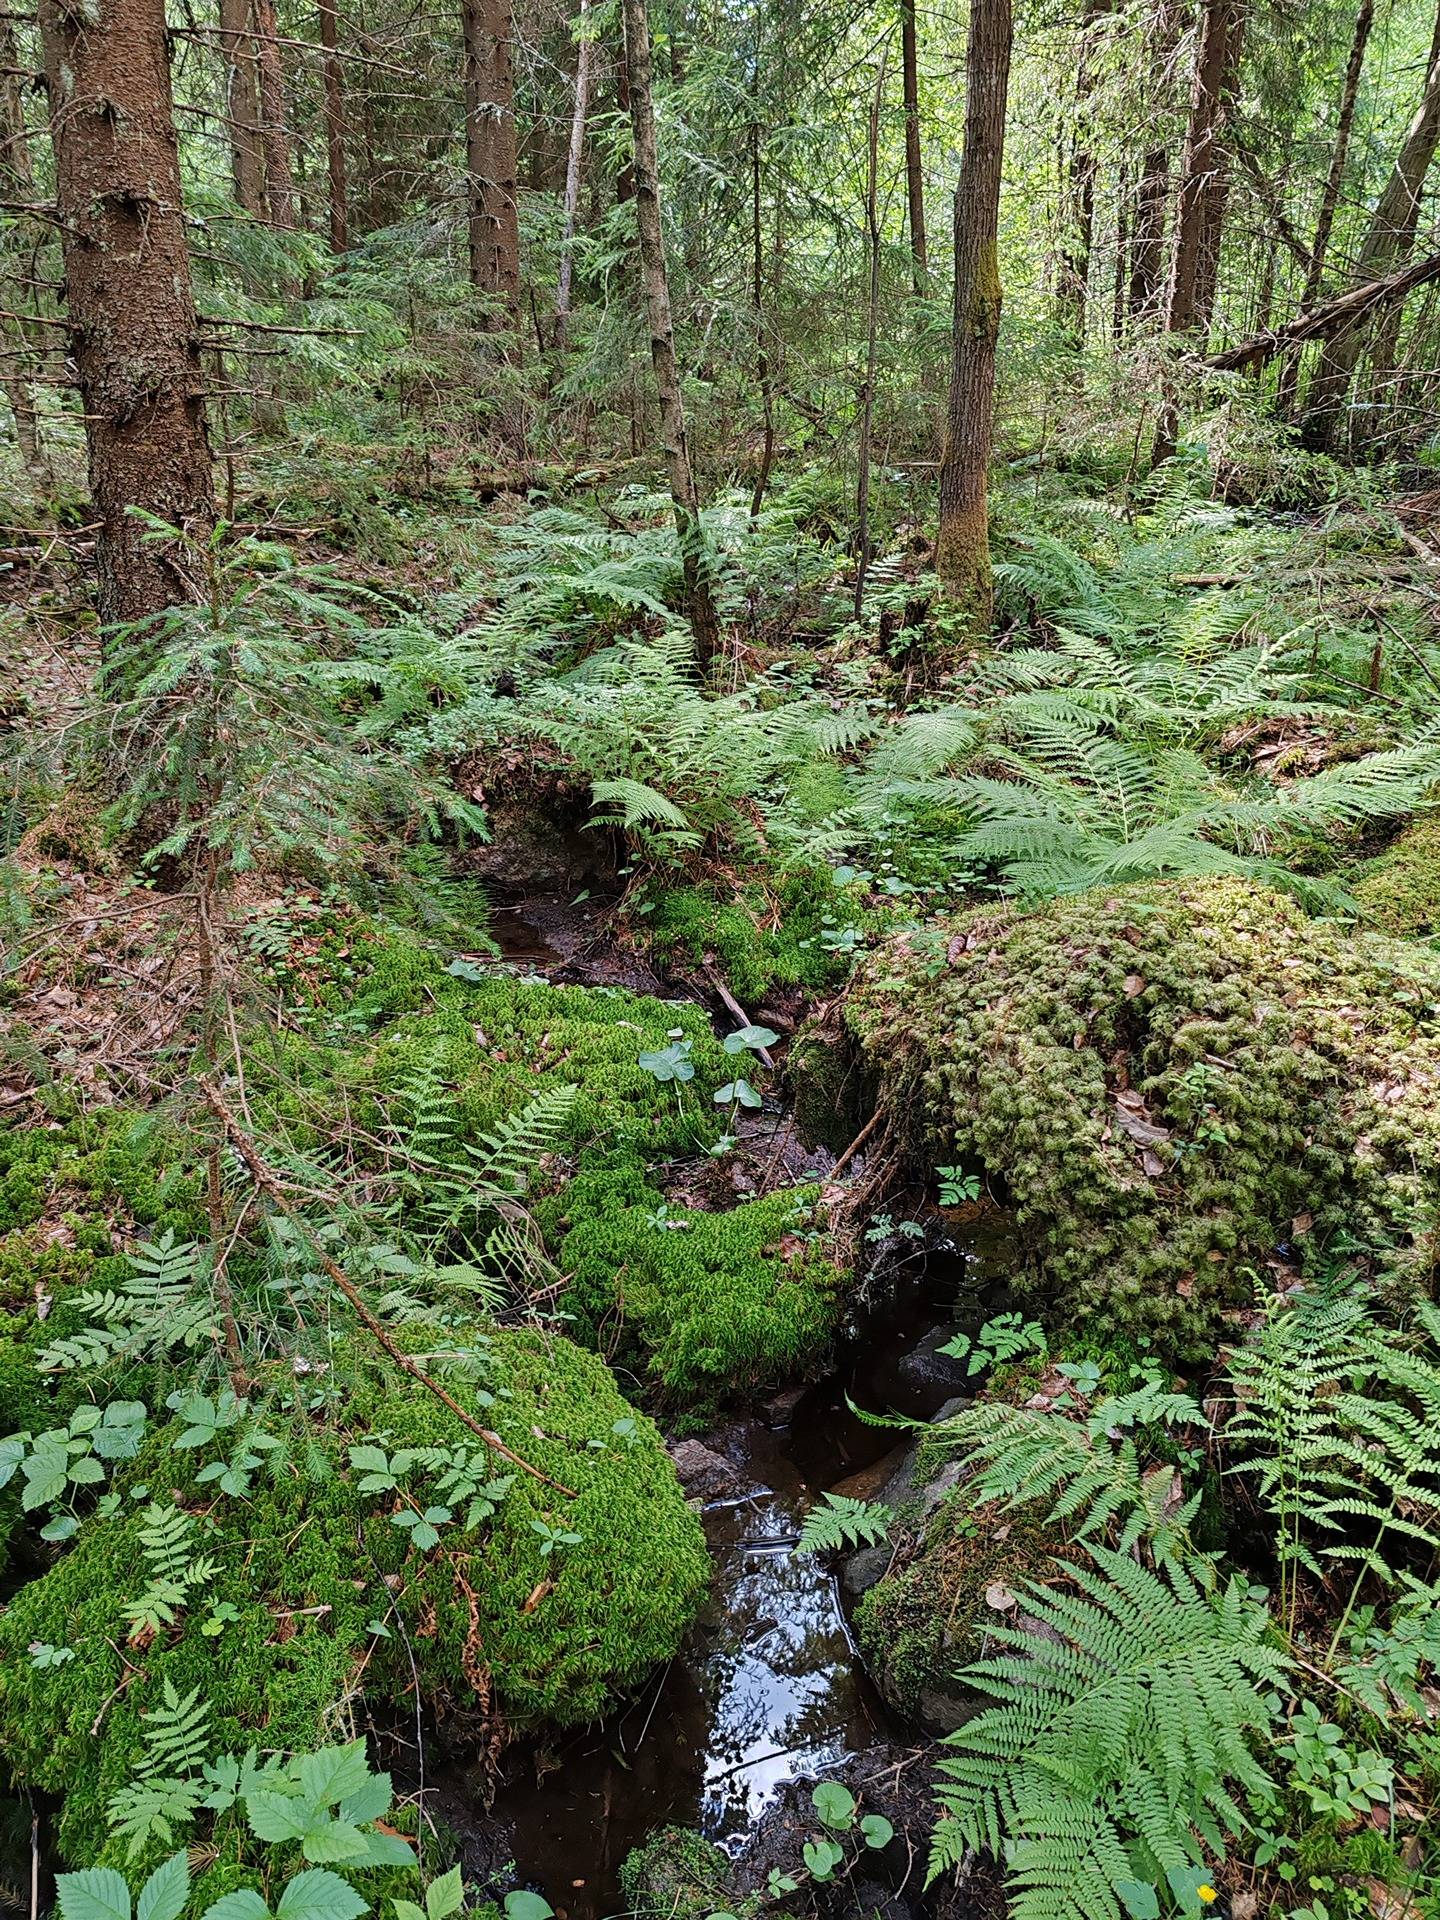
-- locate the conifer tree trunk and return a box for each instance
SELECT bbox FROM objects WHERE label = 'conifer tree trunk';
[318,0,349,251]
[252,0,297,227]
[554,0,592,347]
[0,22,49,488]
[935,0,1012,631]
[1191,0,1245,335]
[620,0,721,665]
[900,0,928,292]
[1166,0,1233,337]
[1305,0,1440,449]
[1128,146,1169,317]
[218,0,266,213]
[461,0,521,326]
[1058,0,1107,341]
[1276,0,1372,414]
[37,0,215,627]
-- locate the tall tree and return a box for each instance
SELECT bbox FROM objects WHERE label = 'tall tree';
[37,0,215,626]
[0,21,50,487]
[217,0,266,215]
[935,0,1013,629]
[1129,147,1170,318]
[1305,0,1440,449]
[318,0,349,251]
[900,0,928,292]
[554,0,593,348]
[252,0,297,227]
[1190,0,1245,334]
[620,0,721,664]
[1058,0,1108,341]
[1165,0,1236,338]
[1276,0,1373,415]
[461,0,521,324]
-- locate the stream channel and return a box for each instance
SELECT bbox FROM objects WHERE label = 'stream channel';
[433,896,1015,1919]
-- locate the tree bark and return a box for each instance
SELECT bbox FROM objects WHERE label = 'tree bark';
[318,0,349,251]
[935,0,1012,631]
[1166,0,1234,337]
[1191,0,1245,334]
[554,0,592,347]
[1129,147,1170,318]
[854,43,889,619]
[1305,0,1440,449]
[900,0,927,293]
[1209,244,1440,370]
[619,0,721,665]
[0,19,49,487]
[1058,0,1108,341]
[37,0,215,628]
[251,0,297,228]
[1276,0,1372,414]
[749,117,777,521]
[462,0,521,325]
[217,0,265,214]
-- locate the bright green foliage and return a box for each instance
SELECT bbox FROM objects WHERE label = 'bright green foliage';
[929,1396,1204,1575]
[546,1163,842,1405]
[642,865,860,1004]
[797,1493,893,1553]
[842,875,1440,1354]
[1351,815,1440,936]
[929,1549,1288,1920]
[853,1497,1061,1724]
[1224,1280,1440,1597]
[0,1326,708,1866]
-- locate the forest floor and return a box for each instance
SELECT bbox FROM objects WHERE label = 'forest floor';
[3,440,1440,1920]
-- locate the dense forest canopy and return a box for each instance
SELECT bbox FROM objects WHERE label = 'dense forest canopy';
[3,0,1440,1918]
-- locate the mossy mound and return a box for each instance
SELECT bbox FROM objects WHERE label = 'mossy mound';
[641,865,859,1007]
[544,1163,842,1408]
[0,1325,709,1866]
[619,1826,759,1920]
[853,1494,1058,1732]
[839,876,1440,1353]
[1352,815,1440,937]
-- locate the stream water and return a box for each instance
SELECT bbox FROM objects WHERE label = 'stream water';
[443,907,1014,1917]
[451,1228,1011,1920]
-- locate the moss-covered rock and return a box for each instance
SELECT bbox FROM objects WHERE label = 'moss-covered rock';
[0,1325,709,1866]
[838,876,1440,1354]
[545,1163,843,1408]
[853,1493,1058,1735]
[1352,815,1440,938]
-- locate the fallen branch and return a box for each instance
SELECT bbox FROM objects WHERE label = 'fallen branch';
[1208,244,1440,371]
[201,1081,577,1498]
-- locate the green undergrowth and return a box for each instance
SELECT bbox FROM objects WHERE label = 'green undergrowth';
[838,874,1440,1357]
[638,864,862,1007]
[618,1827,761,1920]
[0,1324,708,1867]
[1351,814,1440,937]
[543,1163,842,1411]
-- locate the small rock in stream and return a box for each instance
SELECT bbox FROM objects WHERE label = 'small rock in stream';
[668,1438,742,1501]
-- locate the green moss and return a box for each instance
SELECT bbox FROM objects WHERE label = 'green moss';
[642,865,857,1006]
[841,876,1440,1356]
[0,1325,708,1867]
[1352,816,1440,937]
[545,1163,842,1408]
[853,1496,1057,1720]
[619,1827,759,1920]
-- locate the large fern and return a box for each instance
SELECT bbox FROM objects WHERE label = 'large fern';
[930,1549,1287,1920]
